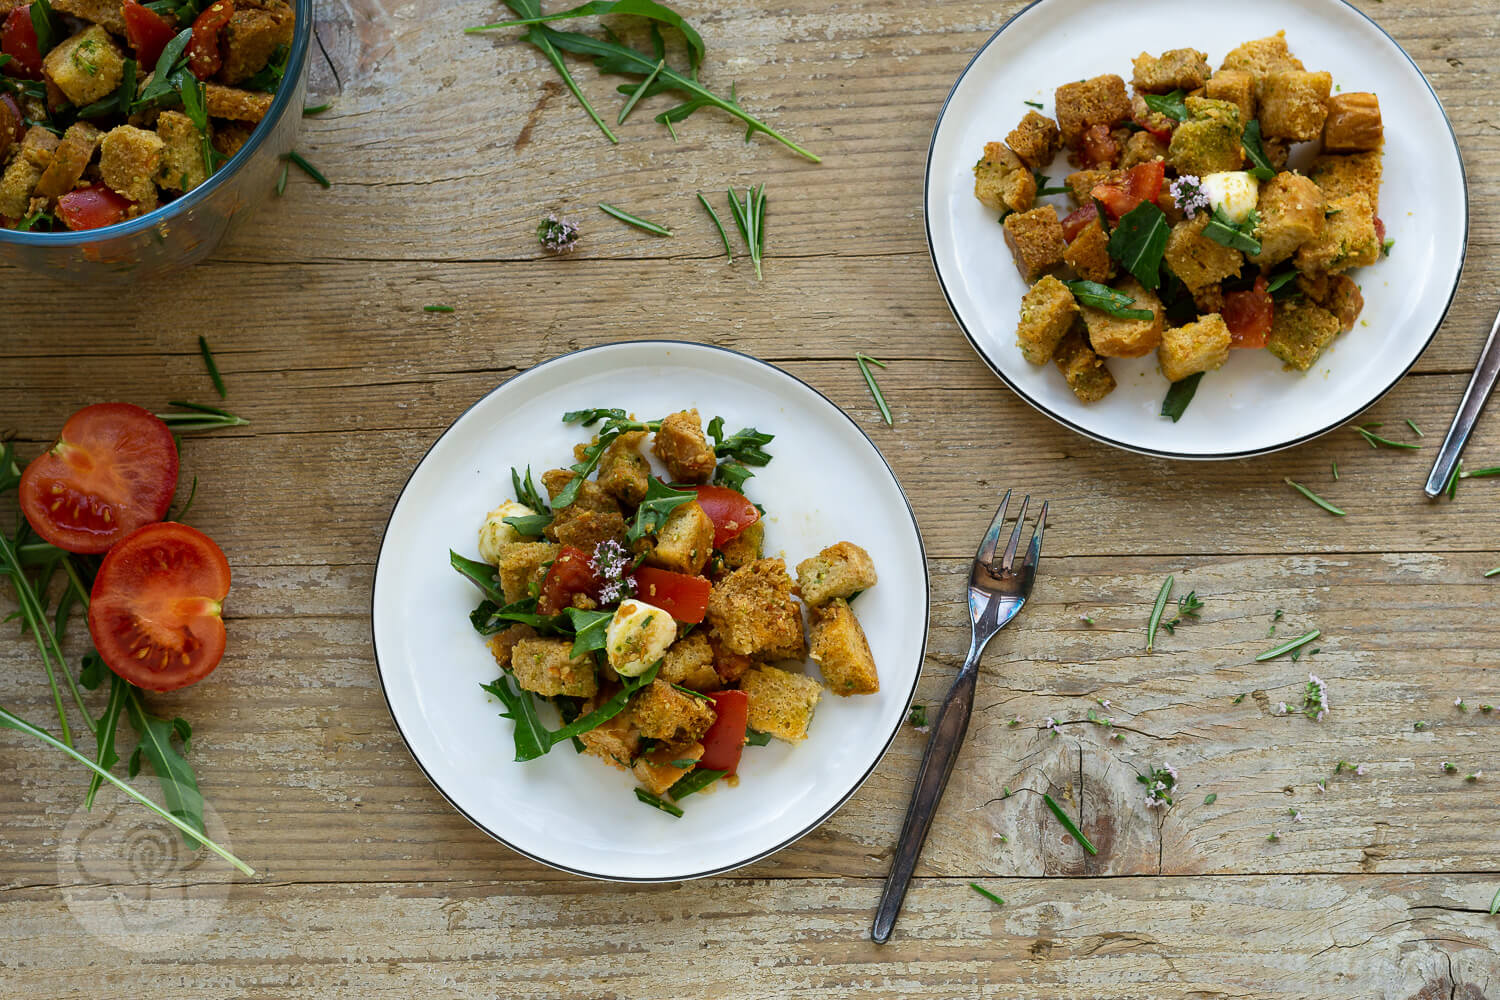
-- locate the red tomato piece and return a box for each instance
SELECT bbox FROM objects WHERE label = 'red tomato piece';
[632,566,712,624]
[1076,123,1119,169]
[1061,203,1099,242]
[56,185,133,231]
[1373,216,1386,243]
[2,6,42,79]
[689,484,760,547]
[699,689,749,774]
[1091,161,1166,221]
[19,403,178,554]
[187,0,234,80]
[88,522,231,692]
[122,0,179,69]
[537,545,599,615]
[1223,275,1275,349]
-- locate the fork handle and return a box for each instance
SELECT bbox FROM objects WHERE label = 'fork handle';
[870,653,981,944]
[1425,306,1500,497]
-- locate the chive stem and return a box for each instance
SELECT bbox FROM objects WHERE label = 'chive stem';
[1042,792,1097,856]
[197,335,226,399]
[969,882,1004,907]
[697,192,733,262]
[855,354,893,426]
[281,151,330,188]
[1146,575,1172,653]
[1257,629,1321,662]
[598,202,673,236]
[423,305,455,313]
[1285,478,1346,516]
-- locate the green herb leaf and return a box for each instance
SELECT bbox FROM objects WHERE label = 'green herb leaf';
[241,43,288,92]
[423,304,455,313]
[1107,201,1170,289]
[1265,267,1300,298]
[697,191,733,262]
[628,478,696,544]
[29,0,56,58]
[469,0,706,71]
[563,407,628,427]
[154,400,249,432]
[197,336,226,399]
[469,596,563,635]
[502,513,553,538]
[565,607,614,657]
[1284,478,1346,516]
[599,201,673,236]
[745,728,773,747]
[1023,100,1043,110]
[484,661,660,762]
[1241,119,1276,181]
[1203,792,1217,805]
[1353,426,1421,450]
[451,550,509,606]
[1146,575,1172,653]
[855,354,893,426]
[303,102,331,115]
[1160,372,1204,423]
[1141,89,1187,122]
[713,461,753,493]
[1257,629,1321,662]
[1042,792,1098,855]
[969,882,1005,907]
[667,766,726,800]
[634,787,684,816]
[1064,280,1153,321]
[706,418,774,465]
[1201,206,1261,254]
[125,688,206,848]
[282,151,330,188]
[84,674,128,809]
[725,184,768,279]
[512,465,552,512]
[907,704,928,728]
[136,27,193,107]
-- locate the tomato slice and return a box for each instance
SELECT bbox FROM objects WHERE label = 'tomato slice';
[631,566,711,623]
[1061,203,1099,242]
[537,544,599,615]
[2,6,43,79]
[56,185,134,231]
[19,403,178,554]
[1223,275,1275,349]
[689,484,759,547]
[1091,161,1166,220]
[187,0,234,79]
[122,0,179,69]
[698,689,748,774]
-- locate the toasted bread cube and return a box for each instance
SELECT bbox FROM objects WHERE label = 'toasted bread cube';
[221,0,296,86]
[1003,205,1067,283]
[487,623,539,670]
[1064,169,1122,207]
[551,507,627,554]
[1159,313,1231,383]
[1322,92,1382,152]
[651,409,716,484]
[1054,74,1132,148]
[809,599,878,696]
[541,468,620,516]
[1249,172,1324,267]
[155,111,210,193]
[496,541,559,604]
[632,741,703,797]
[1266,299,1341,371]
[1295,194,1380,274]
[1129,93,1177,138]
[1131,48,1210,93]
[1119,130,1168,171]
[1299,272,1364,332]
[1063,219,1114,284]
[598,430,651,505]
[632,679,716,743]
[1054,329,1116,403]
[1259,71,1331,142]
[973,141,1036,215]
[50,0,127,34]
[0,125,57,218]
[1191,282,1225,315]
[98,125,164,205]
[1262,137,1291,171]
[706,558,805,660]
[578,695,639,769]
[796,541,877,607]
[1203,69,1255,122]
[1006,111,1061,170]
[708,634,753,684]
[511,637,597,698]
[1219,32,1304,90]
[1016,274,1080,365]
[1165,215,1244,293]
[43,25,124,107]
[32,122,101,204]
[718,519,763,570]
[212,122,254,160]
[1309,151,1382,214]
[741,666,822,742]
[204,83,274,122]
[659,632,721,691]
[1167,97,1243,176]
[644,500,714,575]
[1080,276,1164,358]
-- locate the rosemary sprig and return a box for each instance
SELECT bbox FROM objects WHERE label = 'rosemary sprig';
[855,354,892,426]
[598,202,672,236]
[726,184,767,279]
[1460,466,1500,479]
[1406,419,1424,438]
[969,882,1004,907]
[198,336,226,398]
[1257,629,1320,662]
[1042,792,1097,856]
[1146,574,1172,653]
[1284,478,1346,517]
[1354,426,1420,450]
[697,192,732,262]
[477,0,617,143]
[155,401,250,432]
[281,151,330,188]
[617,57,664,125]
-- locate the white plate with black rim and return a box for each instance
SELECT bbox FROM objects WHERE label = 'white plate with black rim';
[371,341,928,881]
[925,0,1467,459]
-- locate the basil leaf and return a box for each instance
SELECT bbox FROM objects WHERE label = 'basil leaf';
[1161,372,1205,423]
[564,607,613,657]
[1241,119,1276,182]
[1063,280,1154,321]
[667,767,726,800]
[634,787,684,816]
[1141,89,1187,122]
[627,478,696,544]
[1106,201,1170,290]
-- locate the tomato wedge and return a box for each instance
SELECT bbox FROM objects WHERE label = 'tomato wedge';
[20,403,178,554]
[1091,161,1166,220]
[187,0,234,79]
[122,0,179,69]
[1061,203,1099,242]
[88,522,231,692]
[1,6,43,79]
[537,544,598,615]
[56,185,133,231]
[690,484,759,547]
[1223,275,1275,349]
[698,689,749,774]
[631,566,711,623]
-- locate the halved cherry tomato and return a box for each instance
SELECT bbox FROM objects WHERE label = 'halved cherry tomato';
[56,185,133,231]
[88,522,230,692]
[1061,203,1099,242]
[1091,161,1166,220]
[537,544,598,615]
[1223,275,1275,349]
[632,566,711,623]
[689,484,759,547]
[187,0,234,79]
[698,689,749,774]
[2,6,43,79]
[20,403,178,554]
[122,0,179,69]
[1076,123,1119,169]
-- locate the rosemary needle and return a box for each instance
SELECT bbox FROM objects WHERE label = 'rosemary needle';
[197,336,226,398]
[423,305,455,313]
[1146,575,1172,653]
[1042,792,1097,856]
[1285,478,1346,516]
[1491,885,1500,916]
[617,58,664,125]
[1257,629,1321,662]
[855,353,892,426]
[1406,418,1424,438]
[1484,567,1500,578]
[697,192,733,262]
[598,203,673,236]
[1461,466,1500,479]
[969,883,1004,907]
[282,151,330,188]
[1354,426,1420,450]
[275,162,288,196]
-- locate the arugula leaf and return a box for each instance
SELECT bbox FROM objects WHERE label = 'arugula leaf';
[470,0,705,72]
[635,787,684,816]
[563,408,628,426]
[241,43,289,92]
[1107,201,1170,290]
[79,650,108,690]
[714,461,753,493]
[627,478,696,544]
[511,465,551,512]
[1156,267,1198,326]
[1141,89,1188,122]
[29,0,56,58]
[502,513,553,538]
[125,688,206,848]
[469,597,564,635]
[482,661,660,762]
[564,607,613,657]
[136,28,194,107]
[1201,207,1261,255]
[1161,372,1205,423]
[1241,119,1276,182]
[76,58,137,118]
[745,728,773,747]
[707,417,774,465]
[1063,280,1154,321]
[450,550,507,606]
[552,412,660,509]
[667,767,726,800]
[84,674,127,809]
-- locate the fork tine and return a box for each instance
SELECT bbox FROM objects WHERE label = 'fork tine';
[999,494,1030,571]
[976,489,1012,564]
[1022,500,1049,572]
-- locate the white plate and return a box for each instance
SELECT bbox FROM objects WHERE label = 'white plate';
[925,0,1467,459]
[372,342,928,881]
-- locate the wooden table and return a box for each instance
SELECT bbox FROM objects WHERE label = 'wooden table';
[3,0,1498,995]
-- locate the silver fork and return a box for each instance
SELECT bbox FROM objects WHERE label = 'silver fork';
[870,490,1047,944]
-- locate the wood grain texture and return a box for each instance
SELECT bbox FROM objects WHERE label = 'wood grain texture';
[2,0,1500,995]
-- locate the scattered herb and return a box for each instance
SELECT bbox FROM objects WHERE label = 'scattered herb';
[563,607,614,657]
[1405,418,1423,438]
[537,213,581,252]
[726,184,767,279]
[1491,886,1500,917]
[1284,478,1346,516]
[1023,100,1043,109]
[1332,460,1340,481]
[1257,629,1320,662]
[1233,693,1246,704]
[1042,792,1097,855]
[1161,372,1204,423]
[1382,238,1395,257]
[1032,171,1068,196]
[1141,89,1188,122]
[617,56,665,124]
[1265,268,1300,297]
[1485,567,1500,578]
[1201,206,1261,255]
[471,0,617,142]
[697,192,733,262]
[197,336,226,399]
[275,163,288,196]
[1414,721,1427,731]
[1064,280,1153,321]
[634,787,684,817]
[1107,201,1170,289]
[1139,763,1177,808]
[855,354,893,426]
[423,305,456,313]
[1460,466,1500,479]
[282,151,330,188]
[907,704,928,728]
[1146,575,1173,653]
[744,729,773,747]
[1268,831,1280,842]
[1354,425,1421,450]
[303,102,331,115]
[705,417,774,466]
[1204,793,1217,805]
[154,401,249,432]
[969,882,1005,907]
[668,767,726,800]
[1241,119,1276,181]
[481,661,661,762]
[599,202,672,236]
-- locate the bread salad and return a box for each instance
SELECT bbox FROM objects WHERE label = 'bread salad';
[975,32,1385,415]
[0,0,294,231]
[449,407,882,817]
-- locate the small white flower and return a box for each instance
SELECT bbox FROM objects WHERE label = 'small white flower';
[1101,699,1111,709]
[1291,811,1303,822]
[1277,702,1288,715]
[1315,780,1326,792]
[1355,764,1365,776]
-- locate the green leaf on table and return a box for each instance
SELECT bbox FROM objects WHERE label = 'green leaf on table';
[125,688,206,848]
[85,674,127,809]
[1107,201,1170,290]
[470,0,705,72]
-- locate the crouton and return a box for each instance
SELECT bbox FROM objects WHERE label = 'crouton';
[1219,32,1304,90]
[632,741,702,797]
[1065,168,1123,207]
[1167,97,1243,176]
[708,634,753,684]
[1266,299,1342,371]
[598,430,651,505]
[487,623,539,670]
[651,409,716,484]
[1063,219,1114,284]
[1015,274,1079,365]
[1080,276,1164,358]
[718,519,763,569]
[1295,193,1380,274]
[809,599,878,696]
[1203,69,1255,122]
[1003,205,1067,283]
[152,111,210,193]
[1165,215,1244,293]
[541,467,620,517]
[43,26,124,107]
[659,632,721,691]
[49,0,126,35]
[705,558,805,660]
[212,122,254,160]
[32,122,100,204]
[220,0,296,86]
[1262,137,1290,171]
[511,637,597,698]
[1249,172,1324,267]
[1322,92,1382,152]
[796,541,877,607]
[1054,74,1132,148]
[0,128,54,220]
[1119,130,1168,171]
[1053,328,1116,403]
[98,125,164,204]
[1299,272,1364,332]
[550,507,627,554]
[496,541,558,604]
[644,500,714,575]
[973,141,1036,215]
[741,666,822,742]
[1131,48,1210,93]
[1192,282,1225,315]
[1309,151,1382,213]
[578,695,639,768]
[632,679,717,743]
[1259,71,1331,142]
[204,83,274,122]
[1159,313,1231,383]
[1005,111,1061,170]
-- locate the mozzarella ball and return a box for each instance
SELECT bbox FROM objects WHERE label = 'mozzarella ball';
[477,500,537,564]
[1200,171,1260,224]
[606,599,678,677]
